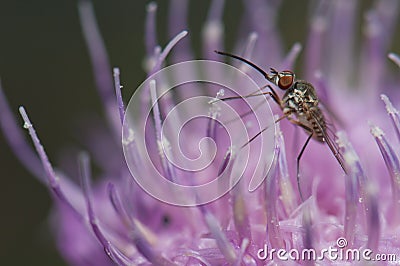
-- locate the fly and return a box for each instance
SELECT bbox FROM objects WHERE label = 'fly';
[215,50,347,201]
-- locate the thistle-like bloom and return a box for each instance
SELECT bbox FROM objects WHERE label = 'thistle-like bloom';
[2,0,400,265]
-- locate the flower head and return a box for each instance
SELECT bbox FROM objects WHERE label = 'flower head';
[2,0,400,265]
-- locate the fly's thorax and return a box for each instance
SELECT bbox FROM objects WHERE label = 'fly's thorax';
[281,81,326,142]
[282,81,318,104]
[282,81,319,114]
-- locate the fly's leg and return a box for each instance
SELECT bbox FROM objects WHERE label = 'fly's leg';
[211,85,281,106]
[286,118,314,202]
[309,112,348,175]
[224,101,265,125]
[239,114,288,149]
[211,84,284,149]
[220,85,277,124]
[240,125,270,149]
[297,132,313,202]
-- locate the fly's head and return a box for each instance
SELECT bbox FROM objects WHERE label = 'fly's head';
[268,68,295,91]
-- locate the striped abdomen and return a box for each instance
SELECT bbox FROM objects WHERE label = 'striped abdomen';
[307,106,326,142]
[282,81,327,142]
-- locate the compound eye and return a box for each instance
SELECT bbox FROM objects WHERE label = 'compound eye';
[278,71,294,90]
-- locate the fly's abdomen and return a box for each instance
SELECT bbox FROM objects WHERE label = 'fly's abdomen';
[309,107,326,142]
[283,99,326,143]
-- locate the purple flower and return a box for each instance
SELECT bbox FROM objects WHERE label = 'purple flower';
[2,0,400,265]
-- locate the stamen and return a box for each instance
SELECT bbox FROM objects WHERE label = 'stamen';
[302,209,313,250]
[381,94,400,142]
[140,31,188,122]
[122,127,142,170]
[183,250,212,266]
[373,0,399,45]
[217,148,232,176]
[201,2,225,88]
[19,106,81,218]
[201,207,237,264]
[142,30,187,118]
[78,0,119,135]
[144,45,162,72]
[168,0,192,62]
[151,30,188,74]
[197,248,225,265]
[239,32,258,75]
[122,129,134,143]
[78,152,132,266]
[328,1,357,87]
[206,89,223,139]
[153,46,162,65]
[336,131,368,238]
[313,71,329,105]
[214,147,236,227]
[344,166,358,248]
[280,42,302,70]
[0,82,44,180]
[234,238,249,266]
[365,182,380,251]
[145,2,158,56]
[205,0,225,26]
[202,0,225,59]
[369,123,400,225]
[231,185,251,242]
[134,217,174,263]
[361,12,381,94]
[243,0,282,66]
[150,79,162,144]
[96,172,169,265]
[388,52,400,68]
[276,124,296,216]
[359,0,398,98]
[150,80,175,182]
[305,2,328,79]
[107,183,132,227]
[113,68,125,124]
[264,136,284,249]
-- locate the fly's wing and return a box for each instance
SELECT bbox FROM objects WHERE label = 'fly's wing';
[318,98,346,129]
[310,109,348,174]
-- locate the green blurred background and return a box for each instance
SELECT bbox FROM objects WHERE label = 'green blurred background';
[0,0,396,265]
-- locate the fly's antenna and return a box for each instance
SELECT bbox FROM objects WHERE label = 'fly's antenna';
[215,50,274,83]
